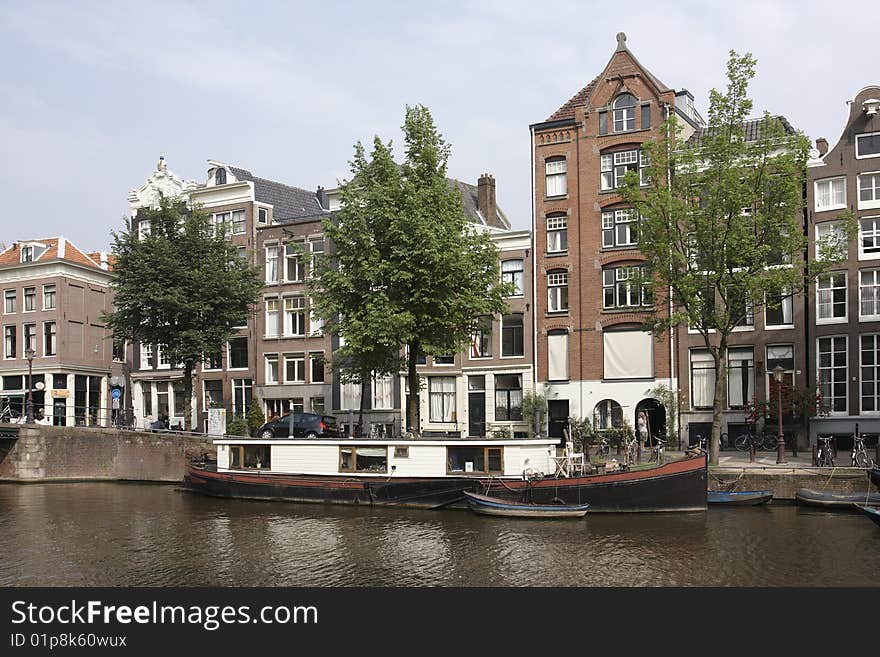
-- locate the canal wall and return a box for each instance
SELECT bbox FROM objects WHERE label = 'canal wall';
[709,466,873,500]
[0,425,215,483]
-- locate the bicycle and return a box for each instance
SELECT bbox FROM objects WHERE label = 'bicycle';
[816,435,835,467]
[650,438,666,465]
[596,438,610,462]
[850,425,875,468]
[734,429,777,452]
[0,401,21,424]
[685,436,708,457]
[622,437,638,468]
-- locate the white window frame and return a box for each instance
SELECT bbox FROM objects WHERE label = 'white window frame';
[309,239,325,278]
[372,373,393,410]
[3,289,15,314]
[817,336,848,415]
[22,287,36,313]
[42,284,56,311]
[265,354,279,385]
[428,376,456,423]
[859,216,880,261]
[140,343,153,370]
[602,266,649,310]
[285,242,306,283]
[856,132,880,160]
[501,259,524,297]
[816,271,848,324]
[4,325,16,359]
[860,268,880,321]
[858,172,880,210]
[284,297,306,336]
[310,352,325,383]
[860,334,880,414]
[265,297,280,337]
[612,94,636,133]
[227,337,249,371]
[231,209,246,235]
[545,158,567,198]
[815,221,848,261]
[43,321,56,357]
[137,220,151,240]
[546,215,567,253]
[814,176,846,212]
[265,244,279,283]
[601,209,638,248]
[547,271,568,313]
[284,354,305,383]
[764,288,794,329]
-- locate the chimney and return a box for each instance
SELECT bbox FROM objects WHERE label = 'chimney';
[477,174,496,226]
[316,186,327,210]
[816,137,829,156]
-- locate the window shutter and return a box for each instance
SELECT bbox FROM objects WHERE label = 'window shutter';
[641,104,651,130]
[598,111,608,135]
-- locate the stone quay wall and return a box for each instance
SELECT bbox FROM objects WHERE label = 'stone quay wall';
[0,425,215,483]
[709,466,873,500]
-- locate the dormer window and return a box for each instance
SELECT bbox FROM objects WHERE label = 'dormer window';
[613,94,637,132]
[215,168,227,185]
[20,246,34,262]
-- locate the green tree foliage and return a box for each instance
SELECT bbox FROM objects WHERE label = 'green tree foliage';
[620,51,855,464]
[247,397,265,437]
[226,413,249,437]
[521,389,548,437]
[310,105,512,434]
[103,197,263,431]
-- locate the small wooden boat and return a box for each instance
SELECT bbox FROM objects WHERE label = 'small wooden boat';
[707,490,773,506]
[870,467,880,490]
[795,488,880,509]
[854,505,880,527]
[463,491,589,518]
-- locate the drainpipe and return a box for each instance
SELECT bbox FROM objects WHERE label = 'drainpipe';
[530,125,539,433]
[663,101,680,448]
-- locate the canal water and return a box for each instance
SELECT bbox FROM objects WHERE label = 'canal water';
[1,482,878,587]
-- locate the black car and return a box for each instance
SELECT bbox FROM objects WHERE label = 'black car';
[257,413,340,439]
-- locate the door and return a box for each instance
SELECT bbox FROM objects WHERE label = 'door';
[468,393,485,437]
[548,400,569,442]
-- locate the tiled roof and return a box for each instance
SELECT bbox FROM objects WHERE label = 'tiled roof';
[227,166,330,222]
[0,238,106,271]
[545,75,601,122]
[686,115,797,146]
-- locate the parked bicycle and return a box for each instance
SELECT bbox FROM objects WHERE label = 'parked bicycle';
[734,428,777,452]
[650,438,666,465]
[0,401,21,424]
[816,435,835,467]
[622,436,638,467]
[686,436,708,457]
[850,425,876,468]
[596,437,610,462]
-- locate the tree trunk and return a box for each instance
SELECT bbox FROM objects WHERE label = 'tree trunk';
[709,343,728,466]
[358,376,368,438]
[183,362,194,432]
[406,341,420,435]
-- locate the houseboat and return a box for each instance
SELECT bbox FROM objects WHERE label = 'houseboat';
[183,436,708,513]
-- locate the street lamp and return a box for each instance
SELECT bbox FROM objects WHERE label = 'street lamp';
[25,347,35,424]
[772,365,787,464]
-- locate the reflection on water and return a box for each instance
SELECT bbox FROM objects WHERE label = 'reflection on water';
[0,483,878,587]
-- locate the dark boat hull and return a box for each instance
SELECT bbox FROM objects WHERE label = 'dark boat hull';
[871,467,880,491]
[795,487,880,509]
[183,455,707,513]
[856,505,880,527]
[707,490,773,506]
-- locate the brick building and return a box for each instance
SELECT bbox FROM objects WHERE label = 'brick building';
[529,33,703,441]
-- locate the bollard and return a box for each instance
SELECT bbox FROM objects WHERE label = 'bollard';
[812,443,818,467]
[749,442,755,463]
[636,444,642,464]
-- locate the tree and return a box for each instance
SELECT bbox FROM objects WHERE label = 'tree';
[247,397,265,437]
[103,196,263,431]
[620,51,855,465]
[310,105,513,434]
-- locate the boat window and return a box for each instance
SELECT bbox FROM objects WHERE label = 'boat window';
[229,445,270,470]
[446,446,504,475]
[339,446,388,473]
[394,446,410,459]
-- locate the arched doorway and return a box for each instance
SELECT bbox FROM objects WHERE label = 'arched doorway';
[635,398,666,447]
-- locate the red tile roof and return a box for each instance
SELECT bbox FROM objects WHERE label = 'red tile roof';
[0,238,107,271]
[545,75,600,122]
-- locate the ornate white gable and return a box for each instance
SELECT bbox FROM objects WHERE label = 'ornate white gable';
[128,157,198,211]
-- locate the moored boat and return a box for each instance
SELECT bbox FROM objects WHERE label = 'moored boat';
[707,490,773,506]
[855,504,880,527]
[795,488,880,509]
[183,435,708,512]
[463,491,589,518]
[871,467,880,490]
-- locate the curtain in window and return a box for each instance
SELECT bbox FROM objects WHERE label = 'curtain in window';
[548,332,568,380]
[603,331,652,379]
[691,351,715,408]
[429,377,455,422]
[727,347,754,408]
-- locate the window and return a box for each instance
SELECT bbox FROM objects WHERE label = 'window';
[43,285,56,310]
[284,297,306,335]
[113,340,125,362]
[547,330,568,381]
[309,303,324,336]
[264,297,280,336]
[501,260,524,296]
[856,132,880,159]
[204,380,224,409]
[446,446,503,474]
[258,207,268,223]
[817,272,847,322]
[726,347,754,409]
[137,220,150,240]
[429,377,456,422]
[43,322,56,357]
[309,240,325,278]
[285,242,305,282]
[23,287,35,312]
[601,209,638,247]
[545,158,566,197]
[602,265,650,309]
[814,177,846,211]
[817,337,847,413]
[21,245,34,262]
[230,209,245,235]
[228,444,271,470]
[339,446,388,473]
[310,352,325,383]
[211,212,231,237]
[237,246,247,261]
[861,335,880,412]
[232,379,252,415]
[641,104,651,130]
[203,351,222,370]
[859,173,880,209]
[546,214,567,253]
[284,354,305,383]
[501,314,524,357]
[140,343,153,369]
[372,374,393,409]
[265,354,279,384]
[601,148,648,191]
[861,217,880,258]
[765,289,793,327]
[470,317,492,359]
[612,93,636,132]
[229,337,248,369]
[23,324,36,355]
[215,168,227,185]
[767,344,795,398]
[494,374,522,421]
[816,221,848,261]
[265,245,279,283]
[728,287,754,328]
[311,397,325,414]
[603,330,653,379]
[547,271,568,312]
[860,269,880,319]
[157,345,173,369]
[340,380,361,410]
[4,290,15,314]
[690,350,715,409]
[593,399,623,430]
[3,326,15,359]
[434,355,454,365]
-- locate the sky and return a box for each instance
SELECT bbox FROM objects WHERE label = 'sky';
[0,0,877,252]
